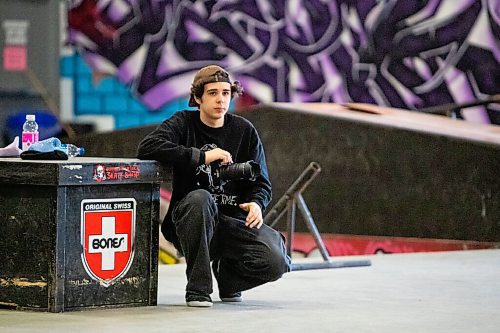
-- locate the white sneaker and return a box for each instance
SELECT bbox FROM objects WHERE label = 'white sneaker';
[186,294,213,307]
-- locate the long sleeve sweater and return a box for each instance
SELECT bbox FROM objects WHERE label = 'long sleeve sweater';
[137,110,272,246]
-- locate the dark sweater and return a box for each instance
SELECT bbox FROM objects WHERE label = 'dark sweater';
[137,110,272,247]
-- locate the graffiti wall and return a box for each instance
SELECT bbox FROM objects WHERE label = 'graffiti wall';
[68,0,499,123]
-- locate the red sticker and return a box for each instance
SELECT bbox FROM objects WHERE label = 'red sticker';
[93,164,141,182]
[81,199,136,286]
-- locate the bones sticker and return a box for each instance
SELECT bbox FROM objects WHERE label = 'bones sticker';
[81,198,136,286]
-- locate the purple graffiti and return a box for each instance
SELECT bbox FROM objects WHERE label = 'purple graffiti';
[67,0,500,123]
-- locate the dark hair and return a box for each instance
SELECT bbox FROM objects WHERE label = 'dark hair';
[191,81,244,106]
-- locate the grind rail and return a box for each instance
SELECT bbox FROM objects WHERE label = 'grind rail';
[264,161,371,271]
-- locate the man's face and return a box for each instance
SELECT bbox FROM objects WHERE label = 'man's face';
[196,82,231,125]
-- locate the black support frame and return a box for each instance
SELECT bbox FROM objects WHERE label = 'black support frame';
[264,162,371,271]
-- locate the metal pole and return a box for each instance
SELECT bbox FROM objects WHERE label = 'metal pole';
[263,161,372,271]
[286,198,296,257]
[296,193,330,262]
[292,260,371,271]
[264,162,322,226]
[269,204,287,228]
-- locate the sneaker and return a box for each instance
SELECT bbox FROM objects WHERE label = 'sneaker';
[186,293,213,307]
[220,292,242,302]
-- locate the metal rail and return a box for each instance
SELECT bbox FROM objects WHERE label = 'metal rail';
[265,162,371,271]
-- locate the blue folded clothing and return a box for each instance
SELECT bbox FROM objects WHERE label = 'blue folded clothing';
[21,137,69,160]
[28,137,62,153]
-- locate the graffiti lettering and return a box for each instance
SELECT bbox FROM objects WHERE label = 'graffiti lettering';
[68,1,500,123]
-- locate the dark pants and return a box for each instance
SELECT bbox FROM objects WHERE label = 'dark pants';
[172,189,291,296]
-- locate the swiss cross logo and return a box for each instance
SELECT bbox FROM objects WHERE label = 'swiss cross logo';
[81,199,136,286]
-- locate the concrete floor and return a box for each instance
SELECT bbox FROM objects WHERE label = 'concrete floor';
[1,249,499,333]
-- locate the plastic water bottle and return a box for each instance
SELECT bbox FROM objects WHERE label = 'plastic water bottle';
[57,144,85,158]
[22,114,39,151]
[28,137,62,152]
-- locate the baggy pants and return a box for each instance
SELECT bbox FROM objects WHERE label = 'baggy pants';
[172,189,291,296]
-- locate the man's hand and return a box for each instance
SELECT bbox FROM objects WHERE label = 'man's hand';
[204,148,233,165]
[239,202,263,229]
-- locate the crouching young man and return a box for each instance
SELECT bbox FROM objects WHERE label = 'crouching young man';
[137,65,291,307]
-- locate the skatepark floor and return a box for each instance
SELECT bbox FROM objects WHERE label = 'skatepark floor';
[1,249,499,333]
